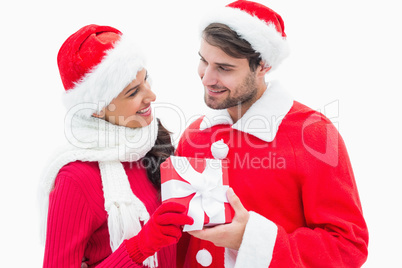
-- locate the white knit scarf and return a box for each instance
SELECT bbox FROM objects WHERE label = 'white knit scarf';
[39,114,159,267]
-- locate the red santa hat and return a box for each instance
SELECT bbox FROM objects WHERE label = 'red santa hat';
[58,24,145,117]
[200,0,289,70]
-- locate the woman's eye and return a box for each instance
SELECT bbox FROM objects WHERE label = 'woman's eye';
[129,90,138,97]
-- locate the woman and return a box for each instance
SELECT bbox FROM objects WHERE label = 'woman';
[40,24,192,267]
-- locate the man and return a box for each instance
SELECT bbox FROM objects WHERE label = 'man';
[175,0,368,267]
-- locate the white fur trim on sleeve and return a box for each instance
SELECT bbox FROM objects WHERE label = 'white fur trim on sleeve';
[62,35,146,117]
[200,8,289,71]
[234,211,278,268]
[224,248,238,268]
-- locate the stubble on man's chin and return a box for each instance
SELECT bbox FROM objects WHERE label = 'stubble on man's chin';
[204,88,257,110]
[204,94,227,110]
[204,72,258,110]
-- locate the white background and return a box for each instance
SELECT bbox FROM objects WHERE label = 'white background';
[1,0,401,266]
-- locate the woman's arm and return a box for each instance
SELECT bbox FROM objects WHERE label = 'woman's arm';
[43,174,144,267]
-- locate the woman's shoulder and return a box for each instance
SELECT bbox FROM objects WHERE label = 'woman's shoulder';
[57,161,101,186]
[58,160,99,176]
[55,161,105,207]
[51,161,106,226]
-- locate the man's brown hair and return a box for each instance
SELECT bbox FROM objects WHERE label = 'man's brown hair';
[202,23,262,72]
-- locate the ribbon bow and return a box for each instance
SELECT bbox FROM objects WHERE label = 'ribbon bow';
[161,157,229,231]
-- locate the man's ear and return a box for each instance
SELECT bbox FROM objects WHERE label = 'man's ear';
[256,61,271,77]
[92,107,106,118]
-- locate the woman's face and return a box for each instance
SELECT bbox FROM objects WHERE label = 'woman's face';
[99,69,156,128]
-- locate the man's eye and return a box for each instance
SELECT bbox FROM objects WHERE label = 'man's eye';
[219,66,229,71]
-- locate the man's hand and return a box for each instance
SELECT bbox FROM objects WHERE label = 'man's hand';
[188,188,250,250]
[81,257,88,268]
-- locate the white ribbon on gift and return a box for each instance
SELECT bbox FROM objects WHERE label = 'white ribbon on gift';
[161,156,229,232]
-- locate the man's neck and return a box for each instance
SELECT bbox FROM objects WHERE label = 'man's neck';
[227,103,251,124]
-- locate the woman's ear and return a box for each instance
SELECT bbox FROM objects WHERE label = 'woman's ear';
[92,107,106,119]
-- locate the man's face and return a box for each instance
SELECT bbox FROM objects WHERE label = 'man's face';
[198,38,258,110]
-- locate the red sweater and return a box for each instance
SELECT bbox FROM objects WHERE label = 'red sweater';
[43,161,176,268]
[176,101,368,267]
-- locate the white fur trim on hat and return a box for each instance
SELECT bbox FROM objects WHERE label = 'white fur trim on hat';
[200,7,289,70]
[62,35,146,117]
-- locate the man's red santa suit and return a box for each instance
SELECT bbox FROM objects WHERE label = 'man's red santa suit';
[176,82,368,267]
[175,1,368,266]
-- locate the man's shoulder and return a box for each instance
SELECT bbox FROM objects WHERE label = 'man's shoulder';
[176,115,216,156]
[287,101,317,117]
[180,115,206,138]
[284,101,334,127]
[283,101,342,149]
[186,115,205,130]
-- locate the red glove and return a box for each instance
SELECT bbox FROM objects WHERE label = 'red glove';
[125,202,193,263]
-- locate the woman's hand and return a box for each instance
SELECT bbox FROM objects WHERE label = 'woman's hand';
[126,202,194,262]
[188,188,249,250]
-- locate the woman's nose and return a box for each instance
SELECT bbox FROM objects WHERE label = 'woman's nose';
[143,84,156,103]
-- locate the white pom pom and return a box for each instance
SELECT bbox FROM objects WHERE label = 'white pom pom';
[211,139,229,159]
[196,249,213,267]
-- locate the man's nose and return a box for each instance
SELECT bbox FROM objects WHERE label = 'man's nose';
[201,66,218,86]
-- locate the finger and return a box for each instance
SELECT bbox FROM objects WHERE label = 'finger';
[156,213,194,226]
[155,202,187,216]
[81,257,88,268]
[188,224,226,241]
[159,225,183,239]
[227,188,245,214]
[187,230,203,238]
[188,230,203,240]
[162,234,181,246]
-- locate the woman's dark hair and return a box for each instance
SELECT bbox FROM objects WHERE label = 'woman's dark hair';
[203,23,262,72]
[141,119,175,190]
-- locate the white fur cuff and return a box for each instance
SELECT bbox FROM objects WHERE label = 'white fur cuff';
[235,212,278,267]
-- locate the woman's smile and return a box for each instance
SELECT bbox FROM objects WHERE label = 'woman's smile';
[136,105,152,116]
